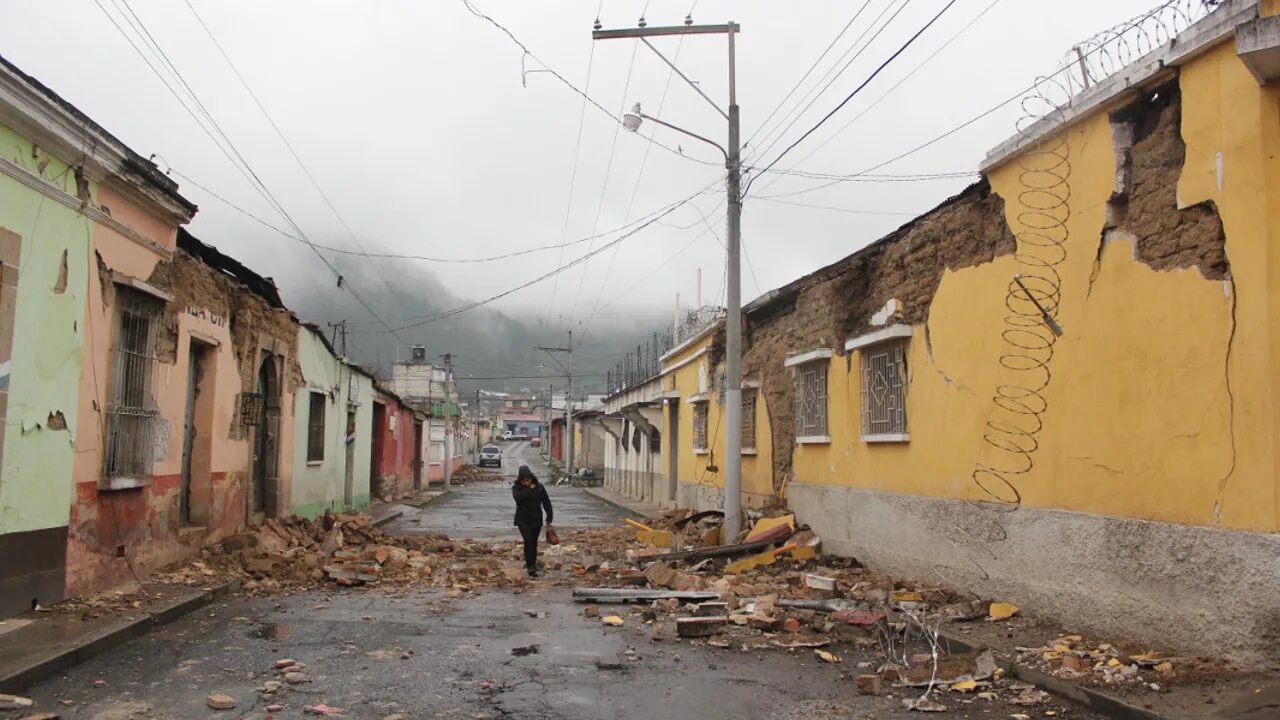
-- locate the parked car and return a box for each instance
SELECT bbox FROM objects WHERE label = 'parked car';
[479,444,502,468]
[530,437,541,447]
[502,430,513,440]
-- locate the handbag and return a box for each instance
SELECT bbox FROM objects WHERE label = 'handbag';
[546,526,560,545]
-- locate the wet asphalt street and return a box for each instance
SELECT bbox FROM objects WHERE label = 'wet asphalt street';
[1,441,1108,719]
[384,441,622,540]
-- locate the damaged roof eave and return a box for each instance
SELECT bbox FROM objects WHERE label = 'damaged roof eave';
[0,54,197,223]
[742,178,993,321]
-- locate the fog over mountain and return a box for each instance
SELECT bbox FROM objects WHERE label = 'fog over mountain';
[275,241,673,399]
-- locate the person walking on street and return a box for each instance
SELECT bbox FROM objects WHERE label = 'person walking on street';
[512,465,553,577]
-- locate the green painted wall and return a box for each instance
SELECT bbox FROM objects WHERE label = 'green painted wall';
[290,328,373,517]
[0,122,89,535]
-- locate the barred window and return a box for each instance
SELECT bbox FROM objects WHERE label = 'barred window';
[794,361,828,439]
[860,340,908,439]
[742,389,757,451]
[103,287,163,480]
[692,401,708,451]
[307,391,327,462]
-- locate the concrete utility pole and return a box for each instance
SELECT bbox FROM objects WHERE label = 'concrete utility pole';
[546,382,554,458]
[327,320,348,356]
[536,331,573,476]
[595,19,743,542]
[441,353,454,489]
[474,388,481,462]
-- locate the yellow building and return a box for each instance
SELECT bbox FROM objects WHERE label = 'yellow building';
[661,0,1280,664]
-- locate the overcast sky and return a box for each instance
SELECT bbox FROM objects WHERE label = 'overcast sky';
[4,0,1185,336]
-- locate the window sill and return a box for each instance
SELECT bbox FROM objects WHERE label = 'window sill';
[98,476,152,491]
[741,448,758,456]
[863,433,910,443]
[795,435,831,445]
[693,448,709,455]
[307,460,324,466]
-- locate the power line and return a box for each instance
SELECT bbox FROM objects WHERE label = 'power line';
[461,0,718,166]
[747,0,1005,199]
[743,0,875,152]
[93,0,408,344]
[568,38,642,328]
[360,180,721,333]
[751,168,977,182]
[747,77,1052,202]
[544,19,600,328]
[582,30,693,333]
[747,0,961,192]
[167,166,717,264]
[753,196,918,216]
[181,0,414,313]
[591,208,726,317]
[747,0,913,165]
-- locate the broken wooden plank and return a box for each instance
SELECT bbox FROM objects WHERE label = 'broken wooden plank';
[636,538,779,564]
[571,588,720,603]
[676,616,728,638]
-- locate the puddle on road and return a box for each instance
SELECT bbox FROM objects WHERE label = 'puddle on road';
[248,623,290,640]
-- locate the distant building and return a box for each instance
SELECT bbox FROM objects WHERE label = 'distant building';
[390,346,461,481]
[500,394,542,438]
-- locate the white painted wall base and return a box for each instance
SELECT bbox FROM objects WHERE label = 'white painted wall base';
[677,482,726,514]
[786,482,1280,665]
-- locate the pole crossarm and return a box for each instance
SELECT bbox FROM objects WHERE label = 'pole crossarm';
[592,23,739,40]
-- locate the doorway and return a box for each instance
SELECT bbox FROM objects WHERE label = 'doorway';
[667,402,680,503]
[413,420,424,490]
[180,339,211,526]
[252,353,281,518]
[369,401,386,499]
[343,408,356,508]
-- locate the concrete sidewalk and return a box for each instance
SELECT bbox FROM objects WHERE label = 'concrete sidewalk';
[0,580,237,693]
[582,486,662,519]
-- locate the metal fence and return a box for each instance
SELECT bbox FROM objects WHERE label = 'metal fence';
[605,306,725,395]
[1051,0,1217,106]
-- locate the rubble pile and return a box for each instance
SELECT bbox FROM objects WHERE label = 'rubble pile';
[451,465,504,483]
[160,511,531,594]
[566,509,1093,712]
[1015,635,1179,688]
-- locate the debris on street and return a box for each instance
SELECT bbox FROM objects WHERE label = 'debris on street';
[206,693,236,710]
[555,506,1203,713]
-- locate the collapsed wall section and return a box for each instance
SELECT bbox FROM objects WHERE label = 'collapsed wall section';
[1106,84,1229,281]
[740,180,1017,488]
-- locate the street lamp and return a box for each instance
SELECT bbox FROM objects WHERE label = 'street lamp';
[622,103,728,161]
[595,22,744,543]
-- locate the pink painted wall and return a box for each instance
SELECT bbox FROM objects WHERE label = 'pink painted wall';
[67,184,296,597]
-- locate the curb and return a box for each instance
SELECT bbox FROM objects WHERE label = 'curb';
[0,580,238,693]
[403,490,453,511]
[581,488,649,520]
[938,632,1165,720]
[370,508,406,527]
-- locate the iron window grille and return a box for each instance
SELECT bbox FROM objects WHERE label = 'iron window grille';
[103,287,163,480]
[307,391,327,462]
[794,361,828,438]
[860,340,908,438]
[692,401,709,451]
[742,389,757,451]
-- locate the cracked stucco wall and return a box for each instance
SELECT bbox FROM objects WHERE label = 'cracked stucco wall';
[0,121,88,538]
[290,326,373,518]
